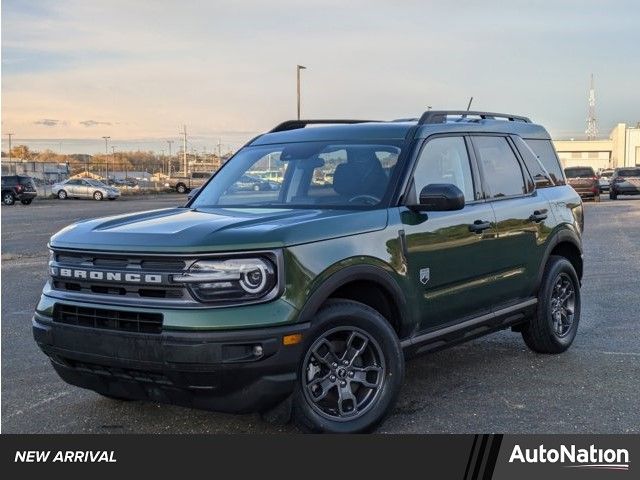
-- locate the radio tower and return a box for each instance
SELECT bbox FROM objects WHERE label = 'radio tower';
[585,74,598,140]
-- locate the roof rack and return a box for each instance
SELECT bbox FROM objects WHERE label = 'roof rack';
[418,110,531,125]
[269,119,378,133]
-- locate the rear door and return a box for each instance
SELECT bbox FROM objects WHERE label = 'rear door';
[471,135,552,304]
[400,135,499,331]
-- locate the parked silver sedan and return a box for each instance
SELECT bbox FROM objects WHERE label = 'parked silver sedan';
[52,178,121,201]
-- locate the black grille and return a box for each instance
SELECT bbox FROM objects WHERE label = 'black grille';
[53,304,163,334]
[60,357,172,385]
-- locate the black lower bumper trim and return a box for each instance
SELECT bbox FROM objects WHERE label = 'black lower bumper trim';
[33,313,308,413]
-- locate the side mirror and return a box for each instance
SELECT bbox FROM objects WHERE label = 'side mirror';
[412,183,465,211]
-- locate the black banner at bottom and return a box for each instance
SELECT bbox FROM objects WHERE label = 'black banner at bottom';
[0,434,636,479]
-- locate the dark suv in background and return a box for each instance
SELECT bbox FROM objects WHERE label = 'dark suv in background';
[609,167,640,200]
[1,175,38,205]
[33,111,584,433]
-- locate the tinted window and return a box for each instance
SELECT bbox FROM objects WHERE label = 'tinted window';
[524,139,565,185]
[617,168,640,177]
[512,137,553,188]
[473,136,526,198]
[565,167,595,178]
[413,136,475,202]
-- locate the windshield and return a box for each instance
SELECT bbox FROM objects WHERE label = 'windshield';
[86,179,106,187]
[191,141,402,209]
[565,167,595,178]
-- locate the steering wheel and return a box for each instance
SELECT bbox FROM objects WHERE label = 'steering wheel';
[348,194,381,206]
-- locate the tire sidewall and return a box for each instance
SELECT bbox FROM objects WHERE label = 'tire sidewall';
[293,300,404,433]
[3,192,15,205]
[538,257,581,349]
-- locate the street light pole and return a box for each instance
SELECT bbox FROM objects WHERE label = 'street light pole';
[296,65,306,120]
[167,140,174,176]
[102,136,111,181]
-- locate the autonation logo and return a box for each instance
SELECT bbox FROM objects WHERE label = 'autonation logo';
[509,444,630,471]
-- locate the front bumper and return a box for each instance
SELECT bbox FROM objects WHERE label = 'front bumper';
[33,311,308,413]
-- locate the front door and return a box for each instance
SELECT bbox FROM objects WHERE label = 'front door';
[401,135,499,332]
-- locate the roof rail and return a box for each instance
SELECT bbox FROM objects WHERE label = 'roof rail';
[418,110,531,125]
[269,119,379,133]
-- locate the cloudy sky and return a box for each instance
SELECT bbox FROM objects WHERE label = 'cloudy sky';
[2,0,639,152]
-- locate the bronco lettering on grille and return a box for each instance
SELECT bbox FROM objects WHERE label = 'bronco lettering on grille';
[50,267,163,284]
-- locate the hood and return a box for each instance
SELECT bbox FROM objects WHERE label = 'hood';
[50,207,389,253]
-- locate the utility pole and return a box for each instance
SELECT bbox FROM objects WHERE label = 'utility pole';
[166,140,174,176]
[217,139,222,164]
[179,125,187,175]
[297,65,306,120]
[585,74,598,140]
[102,136,111,181]
[6,133,14,162]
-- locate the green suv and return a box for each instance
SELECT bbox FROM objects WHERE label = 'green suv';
[33,111,584,433]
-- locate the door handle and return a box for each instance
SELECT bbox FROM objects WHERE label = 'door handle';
[529,209,548,222]
[469,220,492,233]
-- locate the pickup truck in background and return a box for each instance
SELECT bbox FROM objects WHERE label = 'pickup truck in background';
[166,171,212,193]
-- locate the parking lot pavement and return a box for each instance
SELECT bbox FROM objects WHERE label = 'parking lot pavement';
[2,196,639,433]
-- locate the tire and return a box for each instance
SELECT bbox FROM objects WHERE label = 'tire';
[253,184,260,191]
[93,191,103,201]
[3,192,16,205]
[108,197,116,201]
[57,190,68,200]
[293,299,404,433]
[609,191,617,200]
[20,198,33,205]
[176,184,187,194]
[522,255,581,354]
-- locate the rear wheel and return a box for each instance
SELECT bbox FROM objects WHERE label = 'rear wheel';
[293,299,404,433]
[3,192,15,205]
[522,255,580,353]
[20,198,33,205]
[57,190,68,200]
[176,183,187,194]
[93,191,103,201]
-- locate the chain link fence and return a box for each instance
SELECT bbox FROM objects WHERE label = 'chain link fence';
[1,160,176,197]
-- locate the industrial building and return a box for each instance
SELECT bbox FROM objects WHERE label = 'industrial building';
[553,123,640,171]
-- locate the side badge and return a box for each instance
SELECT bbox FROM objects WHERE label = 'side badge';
[419,267,430,285]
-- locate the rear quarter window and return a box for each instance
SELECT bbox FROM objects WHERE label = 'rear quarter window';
[524,139,565,185]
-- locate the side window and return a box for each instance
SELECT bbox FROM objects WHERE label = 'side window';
[473,136,526,198]
[512,136,554,188]
[413,136,475,202]
[524,139,566,185]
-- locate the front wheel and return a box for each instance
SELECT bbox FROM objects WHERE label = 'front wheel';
[293,299,404,433]
[93,191,103,201]
[522,255,581,354]
[57,190,68,200]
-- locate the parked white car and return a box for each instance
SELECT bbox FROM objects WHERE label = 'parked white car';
[52,178,121,201]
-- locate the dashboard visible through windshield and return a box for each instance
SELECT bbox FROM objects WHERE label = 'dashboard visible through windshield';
[191,141,402,209]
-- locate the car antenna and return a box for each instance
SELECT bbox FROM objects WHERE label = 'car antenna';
[466,96,473,111]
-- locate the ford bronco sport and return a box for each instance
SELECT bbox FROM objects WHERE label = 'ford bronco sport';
[33,111,584,433]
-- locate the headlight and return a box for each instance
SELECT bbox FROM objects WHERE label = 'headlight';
[174,257,277,303]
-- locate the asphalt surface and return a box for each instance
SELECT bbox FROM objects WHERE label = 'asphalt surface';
[2,195,639,433]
